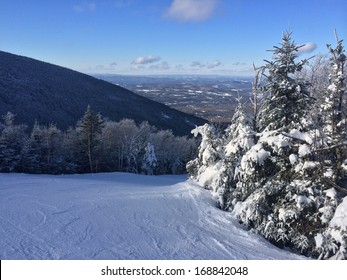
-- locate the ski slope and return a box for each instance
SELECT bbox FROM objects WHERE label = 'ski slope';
[0,173,306,260]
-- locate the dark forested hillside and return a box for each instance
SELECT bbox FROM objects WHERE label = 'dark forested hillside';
[0,51,206,136]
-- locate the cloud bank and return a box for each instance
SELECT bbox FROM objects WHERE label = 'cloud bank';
[132,55,161,65]
[164,0,218,22]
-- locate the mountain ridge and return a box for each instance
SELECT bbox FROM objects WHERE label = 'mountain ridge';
[0,50,207,135]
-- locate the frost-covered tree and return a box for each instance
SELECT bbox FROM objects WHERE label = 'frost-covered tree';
[0,112,29,172]
[310,34,347,259]
[76,105,104,173]
[24,122,63,173]
[186,123,223,190]
[232,32,327,256]
[320,34,347,182]
[141,142,157,175]
[258,31,312,131]
[186,31,347,259]
[217,97,254,210]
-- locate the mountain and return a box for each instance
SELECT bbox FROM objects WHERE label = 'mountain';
[0,51,207,136]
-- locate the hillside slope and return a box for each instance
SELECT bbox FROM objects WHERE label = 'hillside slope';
[0,51,206,135]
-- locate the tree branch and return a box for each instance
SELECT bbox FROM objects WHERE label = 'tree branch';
[321,177,347,194]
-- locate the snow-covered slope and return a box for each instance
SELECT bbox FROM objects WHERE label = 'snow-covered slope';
[0,173,305,260]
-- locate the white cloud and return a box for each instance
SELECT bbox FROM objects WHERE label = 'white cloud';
[132,55,161,65]
[298,42,317,54]
[207,60,222,69]
[110,62,118,67]
[73,2,96,13]
[191,61,205,68]
[164,0,218,22]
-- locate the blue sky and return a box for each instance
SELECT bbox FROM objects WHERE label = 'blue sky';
[0,0,346,76]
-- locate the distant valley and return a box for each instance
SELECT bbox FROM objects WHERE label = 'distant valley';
[96,74,253,123]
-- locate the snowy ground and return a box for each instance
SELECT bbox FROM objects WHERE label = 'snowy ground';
[0,173,306,260]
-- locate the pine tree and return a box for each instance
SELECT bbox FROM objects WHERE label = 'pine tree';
[312,33,347,259]
[232,32,323,256]
[186,123,223,189]
[218,97,254,210]
[76,105,104,173]
[258,31,312,131]
[320,33,347,182]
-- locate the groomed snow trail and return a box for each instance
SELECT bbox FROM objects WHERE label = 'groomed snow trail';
[0,173,306,260]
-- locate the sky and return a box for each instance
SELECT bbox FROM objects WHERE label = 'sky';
[0,0,346,76]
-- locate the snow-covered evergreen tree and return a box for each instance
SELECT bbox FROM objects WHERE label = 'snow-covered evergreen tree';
[320,34,347,182]
[0,112,29,172]
[258,31,312,131]
[25,123,63,173]
[217,97,254,210]
[186,31,347,259]
[232,32,328,256]
[312,34,347,259]
[186,123,223,190]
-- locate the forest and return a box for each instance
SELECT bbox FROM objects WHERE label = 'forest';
[0,107,198,175]
[187,31,347,259]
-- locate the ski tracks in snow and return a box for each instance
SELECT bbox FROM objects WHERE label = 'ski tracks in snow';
[0,173,305,260]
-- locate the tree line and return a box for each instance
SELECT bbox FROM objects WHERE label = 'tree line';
[187,31,347,259]
[0,106,198,175]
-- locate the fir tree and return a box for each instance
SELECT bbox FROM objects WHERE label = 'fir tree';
[320,33,346,182]
[312,33,347,259]
[186,123,223,189]
[258,31,312,131]
[76,105,104,173]
[218,97,254,210]
[232,32,325,257]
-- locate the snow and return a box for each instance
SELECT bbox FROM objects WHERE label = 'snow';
[244,144,271,166]
[197,162,221,189]
[289,154,298,165]
[288,129,313,144]
[0,173,305,260]
[328,84,337,93]
[330,196,347,229]
[324,188,337,200]
[298,144,311,157]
